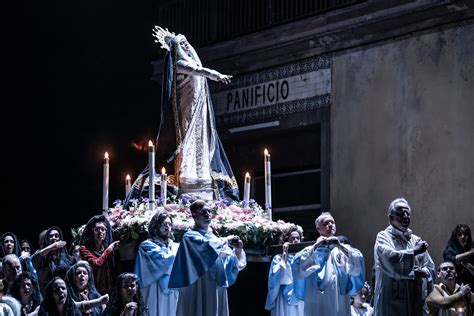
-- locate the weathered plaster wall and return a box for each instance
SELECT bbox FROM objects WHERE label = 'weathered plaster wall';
[331,21,474,276]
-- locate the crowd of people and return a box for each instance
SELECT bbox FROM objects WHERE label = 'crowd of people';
[0,197,473,315]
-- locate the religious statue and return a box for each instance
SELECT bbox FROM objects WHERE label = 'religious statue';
[124,26,239,207]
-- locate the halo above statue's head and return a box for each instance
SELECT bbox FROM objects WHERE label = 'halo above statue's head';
[152,26,176,51]
[153,26,201,66]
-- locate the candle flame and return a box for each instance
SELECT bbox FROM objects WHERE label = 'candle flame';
[161,167,166,174]
[126,174,131,181]
[264,148,269,155]
[148,140,154,147]
[104,152,109,159]
[245,172,250,178]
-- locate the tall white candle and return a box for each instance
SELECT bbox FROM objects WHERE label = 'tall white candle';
[264,148,272,220]
[148,141,155,211]
[125,174,131,197]
[102,152,109,211]
[160,167,167,206]
[243,172,251,205]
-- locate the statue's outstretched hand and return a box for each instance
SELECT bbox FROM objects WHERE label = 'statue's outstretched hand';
[218,74,232,84]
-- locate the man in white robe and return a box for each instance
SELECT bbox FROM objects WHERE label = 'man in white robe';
[134,211,179,316]
[373,197,435,316]
[292,212,365,315]
[169,200,246,316]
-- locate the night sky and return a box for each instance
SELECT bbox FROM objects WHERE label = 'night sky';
[3,0,165,247]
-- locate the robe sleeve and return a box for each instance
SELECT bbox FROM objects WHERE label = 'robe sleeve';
[134,240,177,289]
[417,251,435,283]
[345,246,364,276]
[291,246,326,300]
[442,243,458,263]
[375,231,416,279]
[212,244,247,287]
[176,60,222,81]
[79,246,113,268]
[265,254,292,310]
[342,246,365,295]
[168,231,222,288]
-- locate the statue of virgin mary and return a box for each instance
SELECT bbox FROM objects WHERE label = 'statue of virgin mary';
[124,27,239,207]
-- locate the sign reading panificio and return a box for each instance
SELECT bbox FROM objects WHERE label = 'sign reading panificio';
[211,55,331,124]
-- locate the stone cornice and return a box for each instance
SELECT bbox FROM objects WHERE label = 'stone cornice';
[151,0,473,81]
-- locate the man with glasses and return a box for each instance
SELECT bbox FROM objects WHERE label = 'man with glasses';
[373,197,435,316]
[169,199,247,316]
[425,261,473,315]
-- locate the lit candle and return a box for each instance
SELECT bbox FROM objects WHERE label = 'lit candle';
[148,140,155,211]
[102,152,109,211]
[264,148,272,220]
[161,167,167,206]
[243,172,251,205]
[125,174,131,196]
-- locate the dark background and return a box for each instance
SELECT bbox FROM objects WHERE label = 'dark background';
[3,0,165,248]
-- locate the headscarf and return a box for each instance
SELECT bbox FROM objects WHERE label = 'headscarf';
[79,215,113,255]
[42,226,76,279]
[1,232,21,257]
[10,271,43,311]
[65,261,102,316]
[38,276,81,316]
[102,273,147,316]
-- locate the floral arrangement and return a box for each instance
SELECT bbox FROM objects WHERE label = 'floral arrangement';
[72,196,303,249]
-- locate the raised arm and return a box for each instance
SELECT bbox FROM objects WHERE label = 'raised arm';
[75,294,109,312]
[176,59,232,84]
[79,242,118,268]
[456,248,474,263]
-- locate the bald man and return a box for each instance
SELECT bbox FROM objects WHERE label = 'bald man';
[292,212,365,315]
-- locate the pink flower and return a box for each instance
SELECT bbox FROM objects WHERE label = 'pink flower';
[228,205,243,214]
[242,207,253,214]
[211,223,222,230]
[165,204,179,212]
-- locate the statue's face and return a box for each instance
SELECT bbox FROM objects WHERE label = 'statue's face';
[178,37,191,52]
